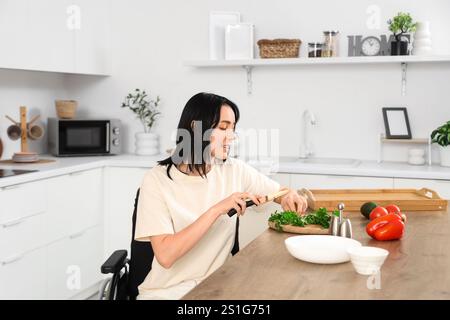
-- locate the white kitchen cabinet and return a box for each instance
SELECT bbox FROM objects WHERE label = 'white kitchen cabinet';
[268,173,291,187]
[28,0,76,73]
[0,246,47,300]
[393,178,450,200]
[103,167,148,259]
[73,0,111,75]
[0,0,110,75]
[46,225,103,300]
[0,179,48,259]
[46,168,103,243]
[290,174,394,190]
[0,179,47,225]
[0,0,29,69]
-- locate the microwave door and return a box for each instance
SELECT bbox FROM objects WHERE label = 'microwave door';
[59,121,108,155]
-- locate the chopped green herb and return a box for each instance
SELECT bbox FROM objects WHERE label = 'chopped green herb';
[268,208,339,231]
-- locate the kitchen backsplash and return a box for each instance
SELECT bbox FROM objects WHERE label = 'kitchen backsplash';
[1,0,450,163]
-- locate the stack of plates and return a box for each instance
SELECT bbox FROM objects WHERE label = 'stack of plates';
[12,152,39,163]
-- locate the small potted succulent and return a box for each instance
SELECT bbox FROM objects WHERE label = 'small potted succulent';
[431,121,450,167]
[121,88,161,155]
[388,12,417,55]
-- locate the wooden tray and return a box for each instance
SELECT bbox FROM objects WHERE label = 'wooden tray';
[299,188,448,212]
[268,221,330,234]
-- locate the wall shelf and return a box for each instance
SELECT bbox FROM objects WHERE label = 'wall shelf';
[184,55,450,95]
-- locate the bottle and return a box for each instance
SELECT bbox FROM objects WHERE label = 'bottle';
[308,42,323,57]
[322,31,340,57]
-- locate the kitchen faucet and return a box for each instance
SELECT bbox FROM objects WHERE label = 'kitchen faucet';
[299,109,317,158]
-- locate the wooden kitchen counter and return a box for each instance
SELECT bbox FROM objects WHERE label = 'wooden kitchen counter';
[183,209,450,300]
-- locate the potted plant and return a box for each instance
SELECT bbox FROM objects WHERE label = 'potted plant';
[121,88,161,155]
[431,121,450,167]
[387,12,417,55]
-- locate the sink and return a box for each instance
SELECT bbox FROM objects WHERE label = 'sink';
[278,157,361,167]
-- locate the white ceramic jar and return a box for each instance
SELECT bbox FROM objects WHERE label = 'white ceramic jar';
[412,21,433,55]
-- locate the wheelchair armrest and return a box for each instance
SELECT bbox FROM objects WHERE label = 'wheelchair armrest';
[101,250,129,274]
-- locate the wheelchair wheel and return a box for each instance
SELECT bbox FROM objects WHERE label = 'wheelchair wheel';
[98,278,113,300]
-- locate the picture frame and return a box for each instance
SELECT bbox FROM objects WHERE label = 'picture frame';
[382,107,412,139]
[209,11,241,60]
[225,23,254,60]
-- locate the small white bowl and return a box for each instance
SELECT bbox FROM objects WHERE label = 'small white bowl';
[285,235,362,264]
[347,246,389,275]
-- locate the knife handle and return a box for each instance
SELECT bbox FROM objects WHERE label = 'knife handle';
[227,200,255,217]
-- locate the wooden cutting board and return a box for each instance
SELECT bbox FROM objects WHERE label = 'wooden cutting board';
[299,188,448,212]
[268,221,330,235]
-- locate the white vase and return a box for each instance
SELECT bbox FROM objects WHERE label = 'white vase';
[440,147,450,167]
[412,21,433,55]
[135,132,160,156]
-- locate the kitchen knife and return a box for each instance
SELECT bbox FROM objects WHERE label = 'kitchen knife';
[227,189,290,217]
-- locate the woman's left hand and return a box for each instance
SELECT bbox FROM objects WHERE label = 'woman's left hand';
[279,189,308,214]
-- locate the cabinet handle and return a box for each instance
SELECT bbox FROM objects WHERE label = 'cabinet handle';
[1,254,24,266]
[1,184,21,191]
[69,171,85,177]
[69,230,86,239]
[326,175,354,179]
[1,217,26,228]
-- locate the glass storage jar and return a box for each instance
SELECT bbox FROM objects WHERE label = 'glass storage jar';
[308,42,323,57]
[322,31,340,57]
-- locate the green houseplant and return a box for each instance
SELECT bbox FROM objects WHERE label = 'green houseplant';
[431,121,450,167]
[387,12,417,55]
[121,88,161,155]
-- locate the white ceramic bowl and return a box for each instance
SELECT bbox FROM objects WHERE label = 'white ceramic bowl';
[284,235,362,264]
[347,246,389,275]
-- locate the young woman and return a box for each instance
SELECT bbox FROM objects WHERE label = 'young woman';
[135,92,307,299]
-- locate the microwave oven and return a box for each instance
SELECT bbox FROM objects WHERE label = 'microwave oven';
[48,118,122,156]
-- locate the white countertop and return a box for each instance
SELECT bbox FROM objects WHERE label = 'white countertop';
[1,154,449,188]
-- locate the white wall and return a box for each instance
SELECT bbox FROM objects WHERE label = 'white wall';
[0,69,68,159]
[2,0,450,162]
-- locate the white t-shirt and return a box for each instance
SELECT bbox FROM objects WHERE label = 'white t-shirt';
[134,157,280,299]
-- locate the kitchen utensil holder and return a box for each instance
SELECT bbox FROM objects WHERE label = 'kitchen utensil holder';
[5,107,43,160]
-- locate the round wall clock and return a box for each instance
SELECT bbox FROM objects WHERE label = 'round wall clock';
[361,36,381,56]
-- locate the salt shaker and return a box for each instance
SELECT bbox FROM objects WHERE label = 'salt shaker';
[330,215,340,236]
[339,218,353,239]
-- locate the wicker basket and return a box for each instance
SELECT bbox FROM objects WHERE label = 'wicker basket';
[257,39,302,58]
[55,100,78,119]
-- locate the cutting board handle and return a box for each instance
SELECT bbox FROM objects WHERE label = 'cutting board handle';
[416,188,441,199]
[299,188,316,209]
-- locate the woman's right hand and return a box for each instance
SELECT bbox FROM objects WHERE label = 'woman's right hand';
[210,192,261,217]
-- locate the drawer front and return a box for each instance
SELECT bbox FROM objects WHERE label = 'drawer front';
[0,179,47,225]
[46,225,103,299]
[0,246,46,300]
[46,168,103,242]
[0,212,47,259]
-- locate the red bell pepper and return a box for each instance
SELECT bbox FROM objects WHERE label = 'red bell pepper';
[366,213,405,241]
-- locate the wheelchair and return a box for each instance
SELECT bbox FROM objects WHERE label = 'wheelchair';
[99,189,241,300]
